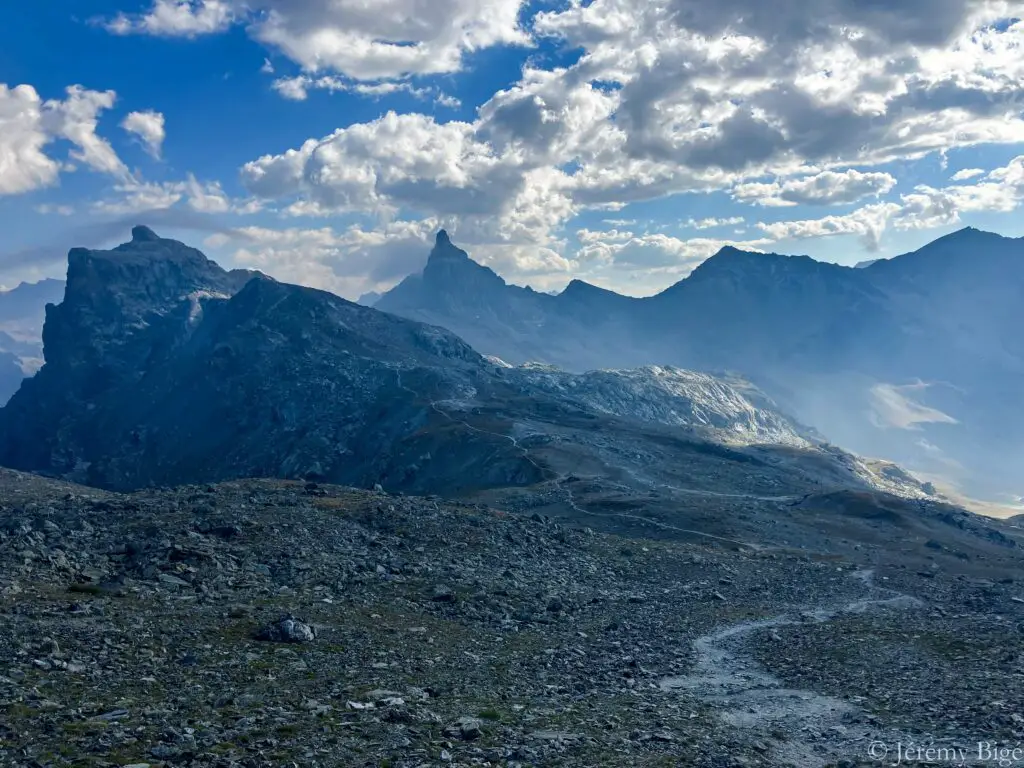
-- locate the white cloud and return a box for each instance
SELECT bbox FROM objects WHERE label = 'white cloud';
[733,169,897,207]
[870,382,959,431]
[93,180,184,215]
[950,167,985,181]
[218,3,1024,288]
[575,228,772,276]
[271,75,460,108]
[106,0,234,37]
[0,84,60,195]
[241,111,524,223]
[758,154,1024,248]
[0,83,130,196]
[121,110,166,159]
[93,175,262,216]
[207,220,438,298]
[107,0,529,80]
[43,85,128,178]
[685,216,745,229]
[758,202,901,250]
[35,204,74,216]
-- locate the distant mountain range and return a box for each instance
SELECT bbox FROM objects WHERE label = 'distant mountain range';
[0,277,65,404]
[0,226,923,509]
[377,228,1024,501]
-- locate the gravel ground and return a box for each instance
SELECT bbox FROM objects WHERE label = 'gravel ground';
[1,469,1022,767]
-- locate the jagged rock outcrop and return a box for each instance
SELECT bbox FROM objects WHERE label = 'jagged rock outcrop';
[0,227,540,491]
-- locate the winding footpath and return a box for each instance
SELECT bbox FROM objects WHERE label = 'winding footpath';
[660,568,922,766]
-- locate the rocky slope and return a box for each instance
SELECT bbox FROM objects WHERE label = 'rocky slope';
[509,364,811,447]
[376,229,1024,501]
[1,470,1021,767]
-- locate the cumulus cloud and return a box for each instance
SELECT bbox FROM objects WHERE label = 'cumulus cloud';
[685,216,745,229]
[576,228,772,277]
[43,86,128,178]
[0,84,60,195]
[93,175,261,216]
[759,154,1024,248]
[0,83,130,196]
[205,220,438,298]
[950,167,985,181]
[121,110,166,158]
[234,3,1024,276]
[106,0,234,37]
[732,170,897,207]
[240,110,534,228]
[758,203,901,250]
[107,0,529,80]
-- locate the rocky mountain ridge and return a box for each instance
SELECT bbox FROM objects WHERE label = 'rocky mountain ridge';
[0,228,929,523]
[377,228,1024,502]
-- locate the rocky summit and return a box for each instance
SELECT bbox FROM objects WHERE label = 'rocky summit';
[0,227,1023,767]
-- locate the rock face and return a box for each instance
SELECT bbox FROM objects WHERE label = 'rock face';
[376,228,1024,500]
[0,228,538,492]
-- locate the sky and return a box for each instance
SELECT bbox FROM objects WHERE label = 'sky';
[1,0,1024,298]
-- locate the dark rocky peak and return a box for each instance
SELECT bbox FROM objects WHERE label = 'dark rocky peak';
[41,228,258,376]
[869,227,1023,286]
[382,231,506,308]
[131,224,161,243]
[556,278,639,316]
[559,278,608,298]
[427,229,472,264]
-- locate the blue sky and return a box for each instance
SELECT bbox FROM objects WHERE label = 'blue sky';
[2,0,1023,297]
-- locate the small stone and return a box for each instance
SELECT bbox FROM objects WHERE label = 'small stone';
[431,585,457,603]
[255,614,316,643]
[456,716,484,740]
[158,573,190,587]
[92,708,130,721]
